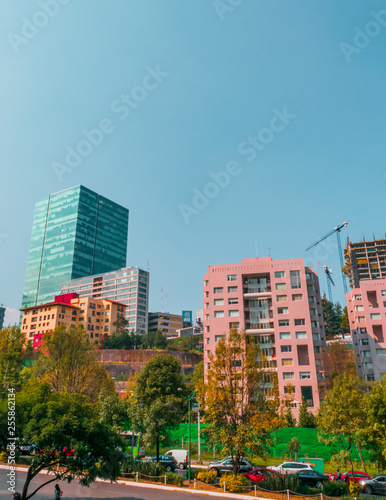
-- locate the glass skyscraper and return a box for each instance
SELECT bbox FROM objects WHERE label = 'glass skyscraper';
[21,185,129,309]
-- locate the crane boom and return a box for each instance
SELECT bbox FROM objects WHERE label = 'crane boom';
[305,222,348,251]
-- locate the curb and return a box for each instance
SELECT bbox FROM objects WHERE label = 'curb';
[0,464,270,500]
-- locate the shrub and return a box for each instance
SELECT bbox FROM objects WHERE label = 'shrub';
[219,473,248,493]
[190,468,201,480]
[165,472,183,486]
[197,470,217,484]
[0,452,8,463]
[323,480,349,497]
[349,480,362,497]
[261,474,301,493]
[121,458,166,478]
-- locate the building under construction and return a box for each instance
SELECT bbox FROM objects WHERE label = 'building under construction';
[344,238,386,288]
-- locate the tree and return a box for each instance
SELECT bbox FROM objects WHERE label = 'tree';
[190,360,204,391]
[200,329,280,475]
[31,325,114,401]
[0,327,32,397]
[360,377,386,469]
[322,342,355,389]
[1,383,123,500]
[322,298,341,338]
[287,437,301,461]
[318,375,368,474]
[129,354,186,460]
[341,307,350,334]
[298,396,317,428]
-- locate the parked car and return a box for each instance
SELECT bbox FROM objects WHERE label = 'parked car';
[208,457,254,476]
[267,462,315,475]
[359,475,386,495]
[329,471,372,483]
[165,449,188,470]
[297,470,330,489]
[243,468,279,482]
[146,454,177,472]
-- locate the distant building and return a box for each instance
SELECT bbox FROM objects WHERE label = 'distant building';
[203,256,327,415]
[345,238,386,288]
[345,238,386,381]
[20,293,126,349]
[0,306,5,329]
[61,267,149,334]
[21,185,129,310]
[148,312,183,338]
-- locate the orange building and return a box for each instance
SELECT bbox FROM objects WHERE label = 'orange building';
[20,293,126,349]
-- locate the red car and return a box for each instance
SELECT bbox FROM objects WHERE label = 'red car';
[329,471,372,483]
[243,468,279,482]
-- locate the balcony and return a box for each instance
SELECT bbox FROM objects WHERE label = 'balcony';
[245,321,274,334]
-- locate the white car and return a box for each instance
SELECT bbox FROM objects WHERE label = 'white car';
[267,462,314,475]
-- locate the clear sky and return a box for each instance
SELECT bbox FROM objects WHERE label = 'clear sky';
[0,0,385,325]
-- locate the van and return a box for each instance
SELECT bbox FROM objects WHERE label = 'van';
[165,449,189,469]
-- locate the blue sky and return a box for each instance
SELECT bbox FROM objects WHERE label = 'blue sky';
[0,0,385,325]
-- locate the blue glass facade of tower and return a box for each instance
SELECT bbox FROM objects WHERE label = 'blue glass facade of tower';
[0,306,5,329]
[21,186,128,309]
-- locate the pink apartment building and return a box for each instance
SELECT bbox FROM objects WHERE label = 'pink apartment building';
[203,257,327,417]
[346,279,386,381]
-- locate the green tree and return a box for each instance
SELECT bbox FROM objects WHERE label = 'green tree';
[129,354,185,460]
[31,325,114,401]
[287,437,301,461]
[7,384,123,500]
[318,375,368,474]
[341,306,350,333]
[298,396,317,428]
[0,326,32,396]
[190,360,204,391]
[322,342,355,389]
[200,329,280,475]
[322,298,341,338]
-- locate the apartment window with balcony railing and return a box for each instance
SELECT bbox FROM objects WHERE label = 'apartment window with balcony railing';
[290,270,301,289]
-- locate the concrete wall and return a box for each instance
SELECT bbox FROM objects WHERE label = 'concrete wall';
[97,349,203,379]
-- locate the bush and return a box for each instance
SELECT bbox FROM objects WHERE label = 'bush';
[261,474,301,493]
[349,480,362,497]
[165,472,183,486]
[0,452,8,463]
[190,468,201,480]
[322,480,349,497]
[219,473,248,493]
[197,470,217,484]
[121,458,166,478]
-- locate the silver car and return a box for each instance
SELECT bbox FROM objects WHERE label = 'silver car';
[267,462,314,475]
[359,475,386,495]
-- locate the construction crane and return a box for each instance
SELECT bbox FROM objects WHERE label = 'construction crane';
[306,222,349,294]
[323,266,335,302]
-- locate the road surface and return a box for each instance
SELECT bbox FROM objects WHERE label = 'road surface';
[0,469,206,500]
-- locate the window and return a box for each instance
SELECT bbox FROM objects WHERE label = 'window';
[296,332,307,339]
[310,308,317,315]
[229,310,239,317]
[361,351,371,357]
[280,332,290,340]
[306,273,312,280]
[229,322,239,328]
[308,296,315,303]
[300,372,311,379]
[281,345,292,352]
[205,326,210,333]
[228,286,238,293]
[214,287,223,294]
[228,297,238,304]
[362,362,373,369]
[205,314,210,321]
[214,299,224,306]
[307,285,315,292]
[313,333,320,341]
[214,311,224,318]
[370,313,381,320]
[206,338,210,344]
[283,372,294,380]
[359,338,369,345]
[205,303,209,309]
[381,290,386,296]
[204,280,209,286]
[282,359,293,366]
[205,291,209,298]
[295,318,305,325]
[279,319,289,326]
[376,348,386,355]
[292,294,303,301]
[277,295,287,302]
[275,271,285,278]
[227,275,237,281]
[311,320,318,328]
[358,316,365,323]
[276,283,286,290]
[356,305,364,311]
[354,295,362,300]
[314,346,320,353]
[215,335,224,342]
[278,307,289,314]
[290,270,301,289]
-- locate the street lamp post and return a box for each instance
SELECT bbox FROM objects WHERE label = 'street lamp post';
[178,387,196,484]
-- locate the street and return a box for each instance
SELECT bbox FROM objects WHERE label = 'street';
[0,469,205,500]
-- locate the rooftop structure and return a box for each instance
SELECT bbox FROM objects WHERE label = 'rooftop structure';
[148,312,183,338]
[345,238,386,288]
